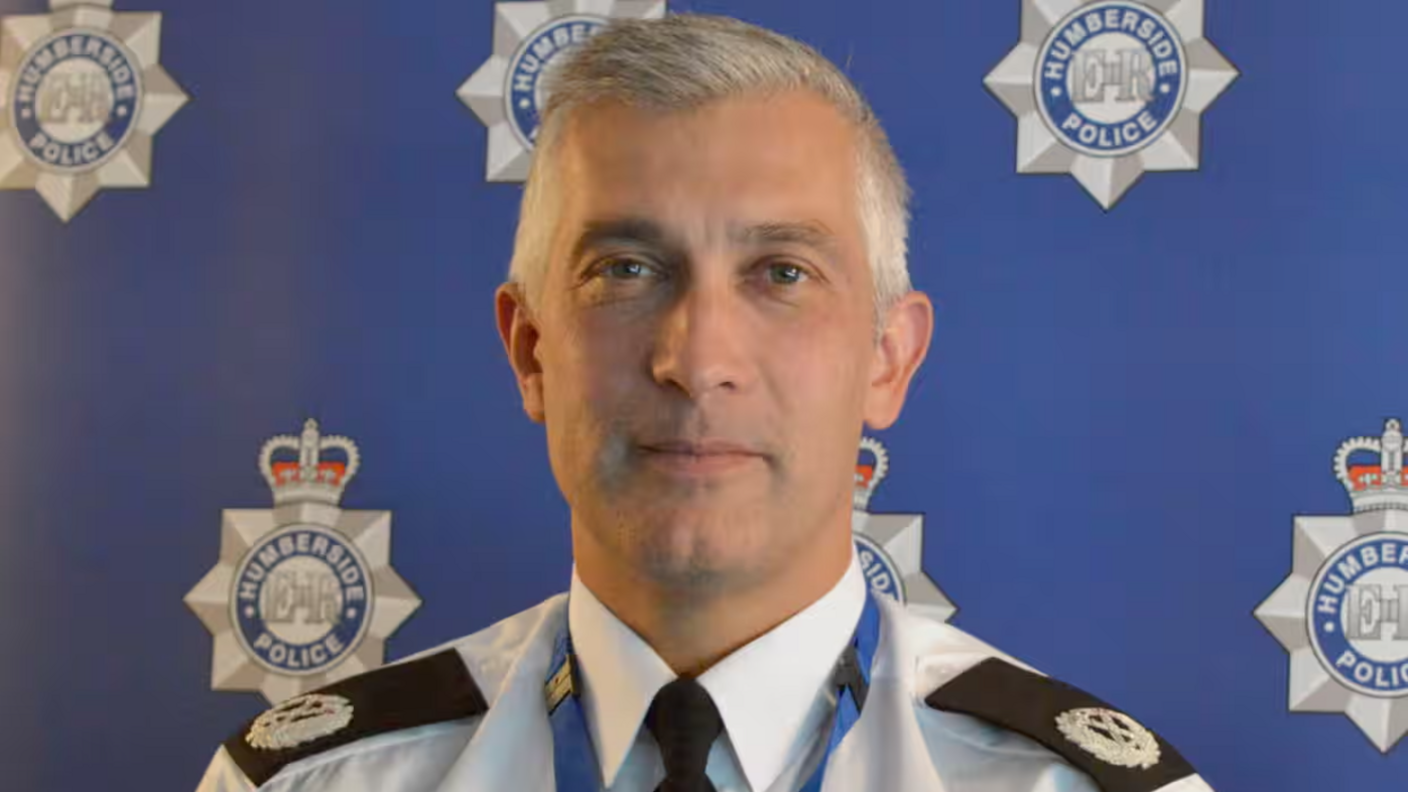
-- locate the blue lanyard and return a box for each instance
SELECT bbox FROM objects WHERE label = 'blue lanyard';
[545,587,882,792]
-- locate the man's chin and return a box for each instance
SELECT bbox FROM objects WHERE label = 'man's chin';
[629,524,772,591]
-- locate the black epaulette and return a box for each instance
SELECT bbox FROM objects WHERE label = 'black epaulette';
[924,658,1197,792]
[223,649,489,787]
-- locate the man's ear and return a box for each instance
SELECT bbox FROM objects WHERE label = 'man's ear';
[495,282,546,424]
[863,290,934,430]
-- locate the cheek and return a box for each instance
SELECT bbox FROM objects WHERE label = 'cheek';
[575,323,644,402]
[542,319,645,437]
[768,321,871,412]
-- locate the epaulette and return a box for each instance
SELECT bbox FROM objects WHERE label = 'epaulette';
[924,658,1198,792]
[223,649,489,787]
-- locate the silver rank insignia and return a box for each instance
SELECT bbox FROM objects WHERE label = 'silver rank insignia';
[1257,419,1408,751]
[985,0,1237,209]
[245,693,354,751]
[458,0,665,182]
[1055,707,1162,769]
[185,419,423,704]
[854,436,956,623]
[0,0,187,221]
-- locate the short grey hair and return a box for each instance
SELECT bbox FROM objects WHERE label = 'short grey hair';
[508,13,912,332]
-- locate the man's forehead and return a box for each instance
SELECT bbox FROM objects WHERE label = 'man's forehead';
[551,91,864,250]
[557,91,859,179]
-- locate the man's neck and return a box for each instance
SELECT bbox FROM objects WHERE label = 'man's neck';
[572,528,853,677]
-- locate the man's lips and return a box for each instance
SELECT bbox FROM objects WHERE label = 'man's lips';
[637,440,765,475]
[640,440,762,456]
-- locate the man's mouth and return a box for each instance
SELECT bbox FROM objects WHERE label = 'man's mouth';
[637,440,764,476]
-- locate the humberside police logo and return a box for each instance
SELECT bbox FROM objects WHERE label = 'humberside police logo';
[853,436,956,623]
[984,0,1237,209]
[185,420,422,704]
[1255,419,1408,751]
[0,0,187,221]
[458,0,665,182]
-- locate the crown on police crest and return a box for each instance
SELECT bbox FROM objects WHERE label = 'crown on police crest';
[258,419,360,505]
[1334,419,1408,512]
[854,436,889,511]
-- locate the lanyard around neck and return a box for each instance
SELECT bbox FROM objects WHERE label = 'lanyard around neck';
[544,587,882,792]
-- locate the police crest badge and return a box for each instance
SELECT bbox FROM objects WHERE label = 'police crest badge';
[854,436,956,623]
[985,0,1237,209]
[0,0,187,221]
[185,420,422,704]
[458,0,665,182]
[1257,419,1408,751]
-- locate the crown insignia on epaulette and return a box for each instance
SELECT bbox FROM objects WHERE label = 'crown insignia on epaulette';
[1334,418,1408,512]
[854,436,889,511]
[258,419,360,505]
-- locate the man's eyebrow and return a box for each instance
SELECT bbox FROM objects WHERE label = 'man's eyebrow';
[570,218,674,263]
[731,221,841,257]
[568,218,841,263]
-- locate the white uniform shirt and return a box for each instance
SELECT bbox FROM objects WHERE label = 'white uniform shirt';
[195,552,1214,792]
[570,552,864,792]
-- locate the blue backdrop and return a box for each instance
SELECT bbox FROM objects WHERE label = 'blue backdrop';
[0,0,1402,789]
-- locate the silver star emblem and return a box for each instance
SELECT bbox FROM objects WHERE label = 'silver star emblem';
[984,0,1238,208]
[1256,419,1408,751]
[1256,511,1408,751]
[0,0,188,221]
[186,420,423,704]
[853,437,956,623]
[457,0,666,182]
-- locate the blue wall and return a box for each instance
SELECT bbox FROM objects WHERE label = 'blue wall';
[1,0,1403,789]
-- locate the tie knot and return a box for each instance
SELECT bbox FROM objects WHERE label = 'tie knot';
[644,678,722,792]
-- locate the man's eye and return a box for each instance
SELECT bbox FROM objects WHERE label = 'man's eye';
[597,258,655,280]
[764,261,808,286]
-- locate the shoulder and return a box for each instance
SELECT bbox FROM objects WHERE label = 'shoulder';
[878,599,1215,792]
[194,594,566,792]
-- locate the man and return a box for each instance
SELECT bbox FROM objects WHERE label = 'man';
[196,14,1212,792]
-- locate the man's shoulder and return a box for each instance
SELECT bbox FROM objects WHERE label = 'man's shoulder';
[401,591,568,698]
[195,593,567,792]
[879,600,1213,792]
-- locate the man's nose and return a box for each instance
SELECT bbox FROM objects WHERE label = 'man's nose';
[650,276,752,400]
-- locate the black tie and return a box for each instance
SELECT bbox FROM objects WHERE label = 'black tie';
[644,678,723,792]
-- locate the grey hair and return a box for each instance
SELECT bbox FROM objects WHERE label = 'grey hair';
[507,13,912,334]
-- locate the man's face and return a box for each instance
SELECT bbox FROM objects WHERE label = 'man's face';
[500,90,927,591]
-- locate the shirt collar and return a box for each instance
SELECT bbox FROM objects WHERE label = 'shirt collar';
[568,571,676,788]
[569,547,867,791]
